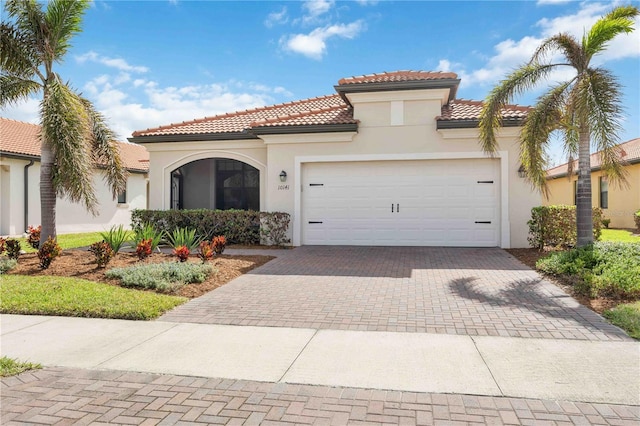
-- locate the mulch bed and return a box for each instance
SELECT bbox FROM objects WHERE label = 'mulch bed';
[506,248,628,314]
[8,251,274,299]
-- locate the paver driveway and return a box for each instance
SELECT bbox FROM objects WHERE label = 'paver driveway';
[160,246,629,341]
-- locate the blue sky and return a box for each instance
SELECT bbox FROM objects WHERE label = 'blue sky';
[2,0,639,166]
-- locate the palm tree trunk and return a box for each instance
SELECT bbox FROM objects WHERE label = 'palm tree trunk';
[39,141,56,248]
[576,126,593,247]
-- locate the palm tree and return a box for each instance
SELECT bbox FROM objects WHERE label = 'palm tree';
[479,5,639,247]
[1,0,127,247]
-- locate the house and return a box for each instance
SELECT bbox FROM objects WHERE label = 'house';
[0,117,149,236]
[129,71,540,248]
[545,138,640,229]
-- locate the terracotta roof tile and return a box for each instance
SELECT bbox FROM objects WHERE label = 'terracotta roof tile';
[0,117,148,172]
[437,99,530,122]
[338,70,458,85]
[132,94,347,137]
[547,138,640,177]
[0,117,41,157]
[250,105,356,128]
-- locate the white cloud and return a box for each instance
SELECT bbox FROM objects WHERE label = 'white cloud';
[303,0,334,22]
[281,20,365,60]
[0,97,40,124]
[438,2,639,88]
[75,51,149,73]
[265,7,288,28]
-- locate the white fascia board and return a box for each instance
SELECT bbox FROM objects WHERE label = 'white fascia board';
[259,132,357,145]
[345,88,450,105]
[141,140,265,152]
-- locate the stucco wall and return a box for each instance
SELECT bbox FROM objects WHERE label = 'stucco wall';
[140,91,541,248]
[0,156,147,236]
[545,164,640,229]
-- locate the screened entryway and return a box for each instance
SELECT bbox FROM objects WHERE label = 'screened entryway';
[170,158,259,210]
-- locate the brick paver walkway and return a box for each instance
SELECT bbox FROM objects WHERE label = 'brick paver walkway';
[160,246,629,341]
[3,367,639,425]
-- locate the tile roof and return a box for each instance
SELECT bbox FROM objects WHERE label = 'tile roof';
[0,117,149,172]
[547,138,640,178]
[132,94,349,137]
[338,70,458,85]
[250,105,356,128]
[437,99,530,122]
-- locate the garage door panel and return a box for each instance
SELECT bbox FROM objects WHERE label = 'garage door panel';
[302,159,500,246]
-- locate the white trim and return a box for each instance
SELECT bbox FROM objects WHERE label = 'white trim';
[345,88,450,105]
[142,140,264,151]
[390,101,404,126]
[438,127,521,139]
[162,150,267,211]
[293,151,510,247]
[259,132,357,145]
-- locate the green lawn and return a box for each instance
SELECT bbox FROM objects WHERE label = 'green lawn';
[18,231,104,253]
[600,228,640,243]
[604,301,640,340]
[0,275,186,320]
[0,356,41,377]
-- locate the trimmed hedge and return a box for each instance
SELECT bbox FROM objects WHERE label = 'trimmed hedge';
[131,209,290,246]
[528,205,603,249]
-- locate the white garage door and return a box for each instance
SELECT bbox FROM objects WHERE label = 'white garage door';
[302,159,500,246]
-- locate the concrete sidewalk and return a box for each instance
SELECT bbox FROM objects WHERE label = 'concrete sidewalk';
[2,314,638,406]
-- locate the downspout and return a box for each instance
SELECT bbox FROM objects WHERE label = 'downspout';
[24,160,34,233]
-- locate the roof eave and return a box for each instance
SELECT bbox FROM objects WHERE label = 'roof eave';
[546,157,640,179]
[334,79,461,103]
[128,131,259,144]
[436,118,525,130]
[0,151,40,161]
[250,123,359,135]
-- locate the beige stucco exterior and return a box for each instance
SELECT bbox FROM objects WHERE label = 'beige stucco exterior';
[141,88,540,248]
[0,156,148,236]
[544,163,640,229]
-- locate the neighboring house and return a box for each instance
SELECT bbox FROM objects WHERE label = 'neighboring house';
[129,71,540,248]
[0,117,149,236]
[545,138,640,229]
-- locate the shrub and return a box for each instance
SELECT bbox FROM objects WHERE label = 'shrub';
[27,225,41,249]
[89,241,115,268]
[132,223,164,252]
[0,237,6,255]
[100,225,129,253]
[37,237,61,270]
[105,262,213,292]
[167,227,202,251]
[0,258,17,274]
[212,235,226,255]
[601,218,611,229]
[173,245,190,262]
[198,240,214,263]
[527,205,603,249]
[136,239,152,260]
[5,239,21,260]
[260,212,291,246]
[635,209,640,232]
[131,209,261,244]
[536,242,640,298]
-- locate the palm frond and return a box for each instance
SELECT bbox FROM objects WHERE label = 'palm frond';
[479,63,559,155]
[81,98,128,198]
[4,0,47,58]
[581,68,628,186]
[40,77,97,214]
[583,5,639,59]
[0,22,40,78]
[519,80,573,194]
[44,0,89,61]
[530,33,584,70]
[0,75,40,106]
